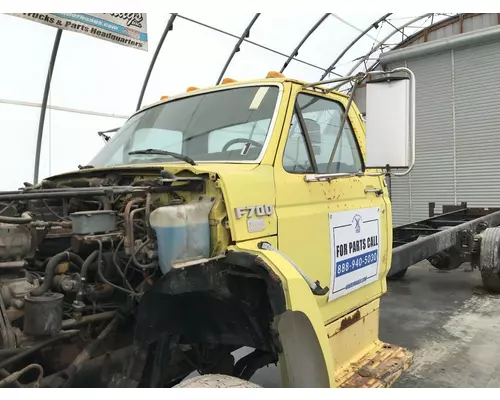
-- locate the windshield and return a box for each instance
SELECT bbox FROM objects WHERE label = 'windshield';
[89,85,281,167]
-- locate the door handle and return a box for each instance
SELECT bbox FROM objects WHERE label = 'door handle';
[364,187,383,196]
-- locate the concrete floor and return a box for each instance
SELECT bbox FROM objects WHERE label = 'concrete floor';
[382,262,500,388]
[244,261,500,388]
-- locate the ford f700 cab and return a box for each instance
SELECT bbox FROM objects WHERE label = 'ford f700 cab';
[1,68,499,388]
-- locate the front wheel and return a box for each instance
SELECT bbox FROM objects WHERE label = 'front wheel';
[173,374,262,388]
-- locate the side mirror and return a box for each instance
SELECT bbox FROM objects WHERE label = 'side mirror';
[364,68,415,176]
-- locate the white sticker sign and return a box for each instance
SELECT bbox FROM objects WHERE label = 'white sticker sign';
[328,207,381,301]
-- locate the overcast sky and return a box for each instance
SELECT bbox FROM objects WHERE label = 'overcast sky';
[0,12,440,190]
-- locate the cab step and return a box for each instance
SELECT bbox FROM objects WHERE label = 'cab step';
[339,342,413,388]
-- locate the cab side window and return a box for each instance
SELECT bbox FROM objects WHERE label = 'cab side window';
[283,114,315,173]
[283,93,363,174]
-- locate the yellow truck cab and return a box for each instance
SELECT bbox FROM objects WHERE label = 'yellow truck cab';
[0,70,415,388]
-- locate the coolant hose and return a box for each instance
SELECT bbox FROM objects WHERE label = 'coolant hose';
[81,250,99,281]
[0,212,32,225]
[31,252,85,296]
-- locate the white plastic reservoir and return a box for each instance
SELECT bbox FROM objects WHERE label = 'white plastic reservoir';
[149,197,215,274]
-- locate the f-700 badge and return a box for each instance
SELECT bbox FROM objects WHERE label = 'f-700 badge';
[235,205,274,219]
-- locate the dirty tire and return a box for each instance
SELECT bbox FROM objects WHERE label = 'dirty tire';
[173,374,261,388]
[479,228,500,293]
[387,268,408,281]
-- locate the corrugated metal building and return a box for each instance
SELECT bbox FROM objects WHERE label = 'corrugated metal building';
[360,14,500,226]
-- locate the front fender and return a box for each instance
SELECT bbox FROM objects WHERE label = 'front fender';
[231,239,334,388]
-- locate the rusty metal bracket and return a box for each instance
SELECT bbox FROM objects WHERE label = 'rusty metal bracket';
[475,221,489,234]
[455,229,474,255]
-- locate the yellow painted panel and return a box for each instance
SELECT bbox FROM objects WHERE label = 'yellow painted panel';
[273,82,393,325]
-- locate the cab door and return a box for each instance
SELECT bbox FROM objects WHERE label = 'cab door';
[273,85,391,324]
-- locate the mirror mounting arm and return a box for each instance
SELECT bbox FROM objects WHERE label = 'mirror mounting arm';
[325,76,362,174]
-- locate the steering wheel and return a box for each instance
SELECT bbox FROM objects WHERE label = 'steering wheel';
[220,138,309,172]
[221,138,263,152]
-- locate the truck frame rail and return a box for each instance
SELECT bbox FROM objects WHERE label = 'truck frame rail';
[389,202,500,278]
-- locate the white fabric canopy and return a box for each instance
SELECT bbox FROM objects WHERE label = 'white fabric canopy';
[0,12,454,190]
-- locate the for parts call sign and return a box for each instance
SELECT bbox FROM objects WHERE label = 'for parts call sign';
[328,207,381,301]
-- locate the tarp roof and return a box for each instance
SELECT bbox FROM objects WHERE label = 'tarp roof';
[0,12,455,189]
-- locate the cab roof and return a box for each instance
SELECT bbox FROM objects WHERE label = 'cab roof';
[137,73,349,117]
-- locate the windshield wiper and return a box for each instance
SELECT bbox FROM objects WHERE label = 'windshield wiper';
[128,149,197,166]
